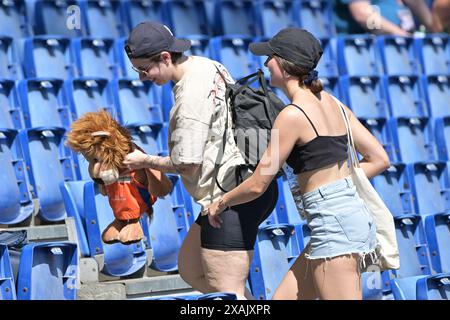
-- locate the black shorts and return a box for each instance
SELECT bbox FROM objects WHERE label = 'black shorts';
[195,180,278,251]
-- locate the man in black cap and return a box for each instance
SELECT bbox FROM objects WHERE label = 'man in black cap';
[206,27,390,300]
[98,21,278,299]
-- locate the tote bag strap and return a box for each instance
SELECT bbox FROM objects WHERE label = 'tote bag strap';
[330,95,360,169]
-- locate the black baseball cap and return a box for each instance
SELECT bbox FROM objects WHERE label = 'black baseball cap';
[124,21,191,59]
[249,28,323,70]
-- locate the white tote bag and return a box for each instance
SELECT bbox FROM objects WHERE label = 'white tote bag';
[334,97,400,271]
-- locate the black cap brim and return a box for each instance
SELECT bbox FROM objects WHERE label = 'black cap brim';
[249,42,274,56]
[169,38,191,53]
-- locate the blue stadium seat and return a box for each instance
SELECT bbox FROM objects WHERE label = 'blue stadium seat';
[424,213,450,273]
[320,76,342,99]
[383,75,428,118]
[0,129,35,225]
[213,0,258,37]
[16,242,78,300]
[423,75,450,119]
[249,223,295,300]
[371,163,414,217]
[180,187,202,227]
[166,175,190,241]
[0,0,30,38]
[415,34,450,75]
[111,78,163,127]
[275,175,303,225]
[255,0,297,38]
[71,37,118,79]
[114,37,138,79]
[0,244,16,300]
[209,36,254,80]
[340,76,388,119]
[126,125,162,161]
[296,0,335,38]
[163,0,210,37]
[0,80,22,129]
[183,36,211,58]
[18,79,71,129]
[316,37,339,78]
[377,36,421,76]
[416,273,450,299]
[337,35,380,76]
[34,0,84,37]
[360,118,396,161]
[195,292,238,300]
[390,275,426,300]
[82,181,148,276]
[59,181,91,257]
[79,0,125,38]
[141,194,182,272]
[23,36,74,79]
[19,127,74,222]
[407,162,450,217]
[122,0,165,32]
[0,36,22,80]
[389,117,437,163]
[393,214,431,278]
[436,117,450,161]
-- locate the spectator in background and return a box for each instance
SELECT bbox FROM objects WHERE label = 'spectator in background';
[431,0,450,32]
[334,0,434,36]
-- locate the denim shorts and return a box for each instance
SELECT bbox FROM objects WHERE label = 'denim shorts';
[301,176,378,270]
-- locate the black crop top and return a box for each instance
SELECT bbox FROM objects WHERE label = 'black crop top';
[286,104,348,174]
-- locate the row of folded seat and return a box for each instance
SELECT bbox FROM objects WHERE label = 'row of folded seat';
[2,0,335,39]
[1,33,448,82]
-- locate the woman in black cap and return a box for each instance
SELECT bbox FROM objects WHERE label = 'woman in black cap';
[206,28,391,300]
[101,21,278,299]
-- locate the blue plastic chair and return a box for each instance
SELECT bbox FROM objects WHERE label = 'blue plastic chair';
[390,275,426,300]
[0,36,22,80]
[337,35,380,76]
[209,36,254,80]
[0,129,35,225]
[389,117,437,163]
[436,116,450,162]
[424,213,450,274]
[79,0,125,38]
[71,37,118,79]
[34,0,84,37]
[111,78,163,127]
[82,181,148,276]
[423,75,450,119]
[249,224,295,300]
[23,36,74,79]
[415,34,450,75]
[0,0,30,38]
[316,37,339,78]
[377,36,421,76]
[407,162,450,217]
[163,0,210,37]
[320,76,342,100]
[16,242,78,300]
[114,37,138,79]
[296,0,335,39]
[340,75,389,119]
[122,0,165,32]
[166,175,190,242]
[182,35,211,58]
[383,75,428,118]
[361,118,396,162]
[0,79,22,129]
[416,273,450,299]
[212,0,257,37]
[0,244,17,300]
[19,127,74,222]
[372,163,414,217]
[18,78,71,129]
[142,194,182,272]
[255,0,297,38]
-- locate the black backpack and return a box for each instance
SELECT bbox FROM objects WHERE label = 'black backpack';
[214,66,286,192]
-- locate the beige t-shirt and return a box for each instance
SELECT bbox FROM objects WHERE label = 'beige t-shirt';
[168,56,249,213]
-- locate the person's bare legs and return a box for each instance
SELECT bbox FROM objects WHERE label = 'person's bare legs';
[201,248,254,300]
[272,244,318,300]
[178,223,254,299]
[311,253,362,300]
